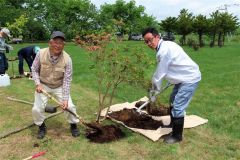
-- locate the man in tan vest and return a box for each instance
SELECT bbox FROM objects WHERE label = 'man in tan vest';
[31,31,80,139]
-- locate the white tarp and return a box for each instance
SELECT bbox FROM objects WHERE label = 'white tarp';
[101,97,208,141]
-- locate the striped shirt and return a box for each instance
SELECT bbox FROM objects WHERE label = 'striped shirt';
[31,50,72,101]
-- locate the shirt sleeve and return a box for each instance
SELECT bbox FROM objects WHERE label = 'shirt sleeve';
[62,58,72,101]
[152,48,172,91]
[31,53,41,85]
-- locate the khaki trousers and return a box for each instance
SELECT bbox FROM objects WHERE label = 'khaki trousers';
[32,84,79,126]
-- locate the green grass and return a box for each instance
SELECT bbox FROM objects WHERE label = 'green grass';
[0,41,240,159]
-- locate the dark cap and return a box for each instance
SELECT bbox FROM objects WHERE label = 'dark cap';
[50,31,65,40]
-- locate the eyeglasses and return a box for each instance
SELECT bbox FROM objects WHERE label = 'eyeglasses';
[144,36,155,44]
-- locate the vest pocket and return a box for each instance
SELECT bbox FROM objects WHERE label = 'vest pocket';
[40,65,51,77]
[54,68,65,80]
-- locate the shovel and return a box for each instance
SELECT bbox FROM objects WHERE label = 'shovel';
[136,83,172,113]
[6,97,58,113]
[41,89,97,129]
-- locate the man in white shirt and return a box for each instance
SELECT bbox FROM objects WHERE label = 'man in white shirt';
[142,27,201,144]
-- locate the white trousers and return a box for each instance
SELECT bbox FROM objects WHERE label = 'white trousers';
[32,84,79,126]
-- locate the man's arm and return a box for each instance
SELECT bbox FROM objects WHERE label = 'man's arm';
[31,53,42,92]
[152,50,171,91]
[5,44,13,52]
[62,58,72,101]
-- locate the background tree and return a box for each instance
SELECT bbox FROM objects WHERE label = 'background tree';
[24,0,98,39]
[0,0,239,45]
[6,14,28,38]
[159,16,177,33]
[218,12,239,46]
[159,16,178,41]
[209,11,221,47]
[192,14,209,47]
[176,9,194,45]
[0,0,24,27]
[99,0,157,38]
[64,0,99,37]
[24,19,48,41]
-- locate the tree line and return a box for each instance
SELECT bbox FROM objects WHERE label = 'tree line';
[160,9,239,47]
[0,0,239,47]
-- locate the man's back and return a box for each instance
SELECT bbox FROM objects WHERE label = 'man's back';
[18,46,35,57]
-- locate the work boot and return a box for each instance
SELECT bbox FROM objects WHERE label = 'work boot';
[163,117,184,144]
[70,123,80,137]
[37,122,46,139]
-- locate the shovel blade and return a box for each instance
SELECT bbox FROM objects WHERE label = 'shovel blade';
[45,105,57,113]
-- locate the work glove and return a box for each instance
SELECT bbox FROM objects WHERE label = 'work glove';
[9,45,13,50]
[149,89,159,103]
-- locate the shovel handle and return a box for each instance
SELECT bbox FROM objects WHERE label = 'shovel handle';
[136,100,150,113]
[137,83,173,113]
[41,90,86,125]
[41,90,62,106]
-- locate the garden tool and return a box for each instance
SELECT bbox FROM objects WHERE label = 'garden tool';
[6,97,58,113]
[41,89,93,128]
[136,83,172,114]
[22,151,47,160]
[45,105,57,113]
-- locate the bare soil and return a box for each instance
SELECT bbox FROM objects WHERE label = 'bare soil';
[85,122,125,143]
[135,101,170,116]
[108,108,164,130]
[84,101,170,142]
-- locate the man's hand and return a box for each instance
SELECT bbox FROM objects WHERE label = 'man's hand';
[62,100,68,110]
[8,45,13,51]
[36,84,43,93]
[149,89,159,102]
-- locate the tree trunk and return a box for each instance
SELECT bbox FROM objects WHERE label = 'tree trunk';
[222,32,226,46]
[210,32,216,47]
[218,32,223,47]
[198,32,203,47]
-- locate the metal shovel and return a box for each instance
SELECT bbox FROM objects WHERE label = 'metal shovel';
[136,83,172,113]
[41,89,92,128]
[6,96,58,113]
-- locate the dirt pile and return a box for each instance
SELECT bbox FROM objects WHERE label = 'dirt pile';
[108,108,163,130]
[85,101,170,142]
[85,122,125,143]
[135,101,170,116]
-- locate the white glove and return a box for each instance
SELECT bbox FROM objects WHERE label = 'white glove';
[149,89,159,102]
[7,45,13,51]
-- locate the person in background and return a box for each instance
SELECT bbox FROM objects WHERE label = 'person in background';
[17,46,40,76]
[31,31,80,139]
[142,27,201,144]
[0,28,13,74]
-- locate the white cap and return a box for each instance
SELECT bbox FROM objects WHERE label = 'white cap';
[1,28,11,38]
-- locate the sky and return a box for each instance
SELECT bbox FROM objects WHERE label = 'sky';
[90,0,240,21]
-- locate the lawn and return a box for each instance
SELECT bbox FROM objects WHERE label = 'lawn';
[0,41,239,160]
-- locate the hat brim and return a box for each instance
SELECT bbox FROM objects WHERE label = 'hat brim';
[52,36,65,41]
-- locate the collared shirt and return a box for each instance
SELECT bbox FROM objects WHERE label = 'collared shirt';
[152,39,201,91]
[31,50,72,101]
